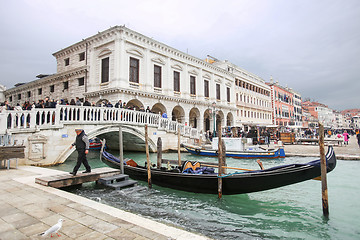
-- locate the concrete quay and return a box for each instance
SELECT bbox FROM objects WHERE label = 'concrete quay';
[0,166,210,240]
[283,137,360,160]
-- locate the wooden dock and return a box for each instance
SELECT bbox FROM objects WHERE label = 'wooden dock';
[35,167,121,188]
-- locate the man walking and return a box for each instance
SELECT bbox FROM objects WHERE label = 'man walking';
[70,129,91,176]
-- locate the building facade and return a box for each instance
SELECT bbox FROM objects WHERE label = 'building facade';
[210,59,272,129]
[3,26,275,134]
[267,80,294,127]
[290,89,303,127]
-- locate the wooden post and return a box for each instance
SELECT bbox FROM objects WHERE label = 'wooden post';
[157,137,162,169]
[119,125,124,174]
[145,124,152,189]
[177,127,181,166]
[218,123,225,199]
[319,123,329,218]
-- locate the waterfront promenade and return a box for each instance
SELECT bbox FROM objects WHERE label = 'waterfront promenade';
[0,167,210,240]
[283,137,360,160]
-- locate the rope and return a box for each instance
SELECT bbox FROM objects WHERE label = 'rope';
[217,171,244,178]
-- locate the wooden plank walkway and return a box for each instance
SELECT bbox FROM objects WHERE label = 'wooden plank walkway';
[35,167,121,188]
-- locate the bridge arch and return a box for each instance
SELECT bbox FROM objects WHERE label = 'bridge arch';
[88,125,157,152]
[57,124,157,164]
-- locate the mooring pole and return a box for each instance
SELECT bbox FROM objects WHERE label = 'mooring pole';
[218,123,225,199]
[118,125,124,174]
[177,127,181,166]
[145,124,152,189]
[157,137,162,169]
[319,123,329,218]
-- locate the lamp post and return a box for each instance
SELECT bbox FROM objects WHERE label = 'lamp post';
[212,102,216,137]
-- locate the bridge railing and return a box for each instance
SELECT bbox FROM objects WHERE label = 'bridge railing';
[0,105,200,138]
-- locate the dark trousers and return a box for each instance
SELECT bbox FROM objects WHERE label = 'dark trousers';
[72,150,91,173]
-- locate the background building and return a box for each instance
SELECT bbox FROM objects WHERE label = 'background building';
[267,79,294,128]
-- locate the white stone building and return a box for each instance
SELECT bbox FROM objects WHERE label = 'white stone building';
[290,89,303,127]
[4,26,272,133]
[316,105,336,128]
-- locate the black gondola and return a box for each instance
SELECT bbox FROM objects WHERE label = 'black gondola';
[100,144,336,195]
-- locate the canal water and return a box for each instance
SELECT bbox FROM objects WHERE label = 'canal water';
[49,150,360,240]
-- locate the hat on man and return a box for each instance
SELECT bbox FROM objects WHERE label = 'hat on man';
[75,128,83,132]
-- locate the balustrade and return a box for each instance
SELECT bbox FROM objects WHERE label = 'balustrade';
[0,105,199,138]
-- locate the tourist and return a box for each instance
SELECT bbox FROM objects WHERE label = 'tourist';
[356,130,360,148]
[343,130,350,145]
[264,129,270,146]
[139,106,145,112]
[146,106,151,113]
[35,100,44,108]
[22,101,32,110]
[69,99,76,105]
[83,99,91,106]
[162,112,167,118]
[69,129,91,176]
[115,100,123,108]
[106,101,113,107]
[75,97,82,106]
[44,97,52,108]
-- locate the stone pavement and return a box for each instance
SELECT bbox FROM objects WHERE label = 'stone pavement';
[282,136,360,160]
[0,167,210,240]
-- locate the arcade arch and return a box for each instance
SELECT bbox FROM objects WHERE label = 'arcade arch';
[189,107,200,129]
[203,109,211,132]
[226,112,234,126]
[172,105,185,123]
[125,99,144,110]
[151,103,167,115]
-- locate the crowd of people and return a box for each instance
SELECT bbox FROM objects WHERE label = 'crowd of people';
[0,97,155,114]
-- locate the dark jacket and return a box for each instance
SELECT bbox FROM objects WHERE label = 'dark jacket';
[72,131,89,151]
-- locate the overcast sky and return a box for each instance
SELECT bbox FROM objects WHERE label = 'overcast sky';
[0,0,359,111]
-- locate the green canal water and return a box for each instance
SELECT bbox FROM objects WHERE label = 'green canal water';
[49,150,360,240]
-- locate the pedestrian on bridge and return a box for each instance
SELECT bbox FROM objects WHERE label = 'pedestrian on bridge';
[69,129,91,176]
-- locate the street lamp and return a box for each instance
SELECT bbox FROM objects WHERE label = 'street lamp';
[212,102,216,137]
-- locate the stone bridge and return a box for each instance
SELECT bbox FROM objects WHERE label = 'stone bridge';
[0,105,200,166]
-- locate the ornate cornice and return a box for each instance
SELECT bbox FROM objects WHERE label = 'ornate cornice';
[5,66,87,94]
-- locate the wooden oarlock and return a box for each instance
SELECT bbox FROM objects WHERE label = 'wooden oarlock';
[145,124,152,189]
[319,123,329,217]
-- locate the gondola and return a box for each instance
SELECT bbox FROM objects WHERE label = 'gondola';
[182,142,285,159]
[89,137,106,150]
[100,143,336,195]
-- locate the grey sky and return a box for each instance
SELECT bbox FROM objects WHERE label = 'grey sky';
[0,0,359,110]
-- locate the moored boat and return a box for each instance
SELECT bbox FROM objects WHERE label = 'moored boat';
[182,137,285,159]
[100,143,336,195]
[89,137,106,150]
